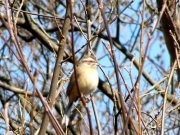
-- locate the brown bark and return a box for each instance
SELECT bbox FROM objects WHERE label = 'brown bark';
[157,0,180,85]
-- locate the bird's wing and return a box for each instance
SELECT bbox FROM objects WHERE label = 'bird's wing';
[66,65,80,96]
[66,73,75,96]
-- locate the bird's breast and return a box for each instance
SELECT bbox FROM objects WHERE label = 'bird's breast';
[77,67,98,95]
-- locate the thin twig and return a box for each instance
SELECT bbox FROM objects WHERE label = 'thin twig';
[96,1,127,134]
[69,0,93,134]
[91,95,102,135]
[4,1,65,134]
[160,60,177,135]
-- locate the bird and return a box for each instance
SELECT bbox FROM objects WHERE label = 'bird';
[61,55,99,126]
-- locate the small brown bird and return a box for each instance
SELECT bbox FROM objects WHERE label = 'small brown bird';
[62,55,99,126]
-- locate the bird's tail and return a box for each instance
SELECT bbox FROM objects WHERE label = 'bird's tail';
[61,102,72,126]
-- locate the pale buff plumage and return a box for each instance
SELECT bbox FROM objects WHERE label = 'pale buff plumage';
[62,55,99,126]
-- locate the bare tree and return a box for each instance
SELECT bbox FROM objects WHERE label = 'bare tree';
[0,0,179,135]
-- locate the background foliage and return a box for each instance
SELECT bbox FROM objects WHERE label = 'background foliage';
[0,0,180,135]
